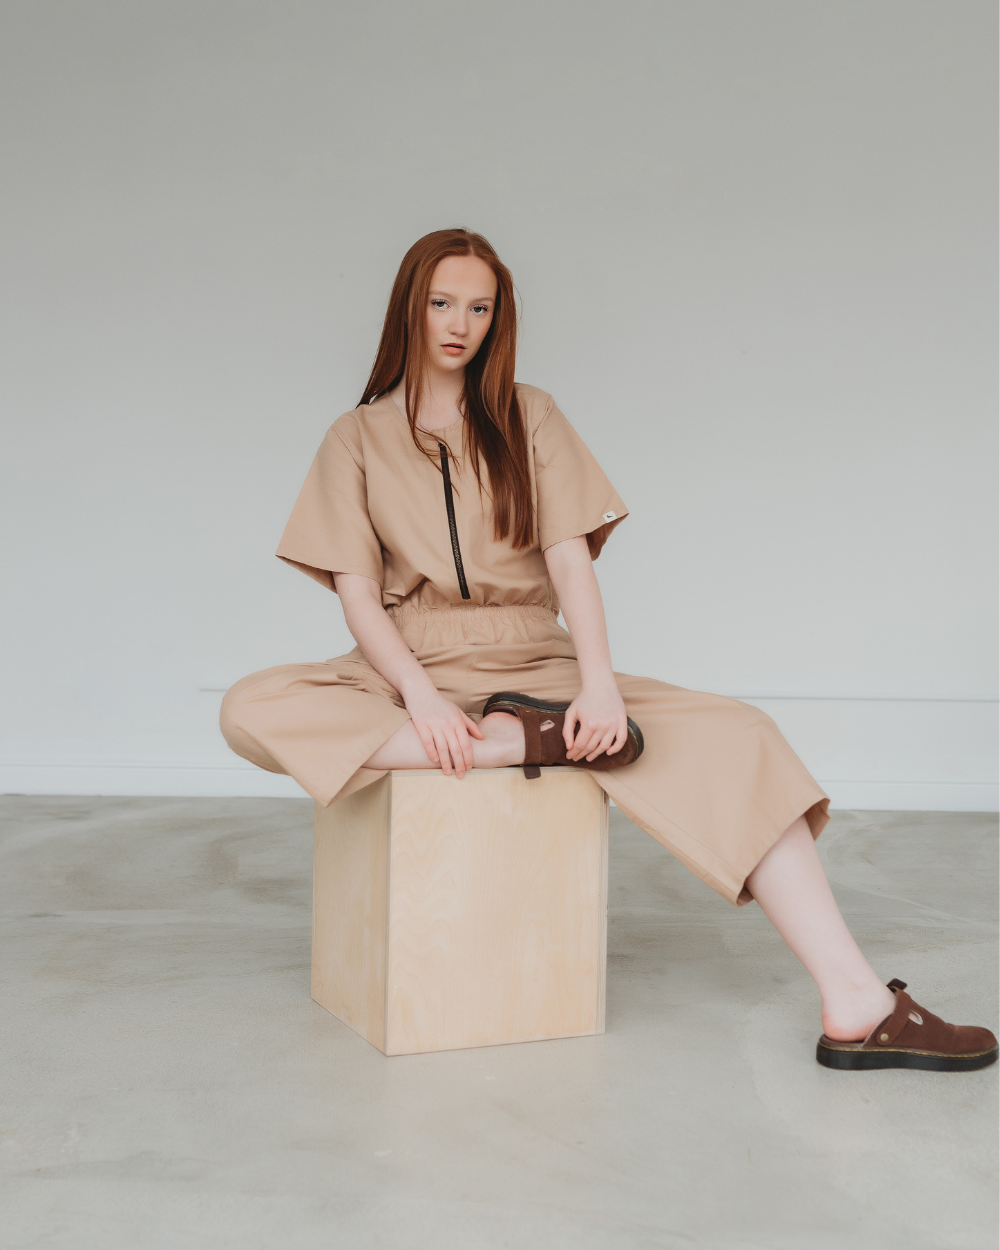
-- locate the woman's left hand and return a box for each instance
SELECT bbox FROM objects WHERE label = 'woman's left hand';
[563,681,629,762]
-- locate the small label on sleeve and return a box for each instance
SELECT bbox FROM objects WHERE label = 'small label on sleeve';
[602,511,617,523]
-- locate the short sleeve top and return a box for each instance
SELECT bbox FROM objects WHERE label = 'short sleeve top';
[275,384,628,613]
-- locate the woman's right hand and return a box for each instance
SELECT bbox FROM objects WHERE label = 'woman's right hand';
[403,687,485,779]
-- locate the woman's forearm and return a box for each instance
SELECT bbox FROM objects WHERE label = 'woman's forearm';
[543,536,617,688]
[332,573,435,699]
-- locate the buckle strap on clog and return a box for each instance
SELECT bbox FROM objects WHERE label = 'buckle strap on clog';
[519,708,542,780]
[866,980,915,1047]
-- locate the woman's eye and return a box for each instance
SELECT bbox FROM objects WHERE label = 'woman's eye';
[430,299,448,309]
[472,304,490,315]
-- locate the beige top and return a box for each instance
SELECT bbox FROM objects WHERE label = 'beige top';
[276,384,628,613]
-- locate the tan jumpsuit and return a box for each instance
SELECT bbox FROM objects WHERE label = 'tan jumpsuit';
[221,385,829,905]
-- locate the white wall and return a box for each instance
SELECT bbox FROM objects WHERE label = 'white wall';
[2,0,996,810]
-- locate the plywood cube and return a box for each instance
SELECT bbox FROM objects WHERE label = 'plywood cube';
[312,767,609,1056]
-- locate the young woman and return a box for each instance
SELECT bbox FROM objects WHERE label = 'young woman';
[222,228,996,1072]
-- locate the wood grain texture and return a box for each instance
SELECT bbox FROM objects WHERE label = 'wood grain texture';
[384,768,608,1056]
[312,778,390,1048]
[312,767,609,1056]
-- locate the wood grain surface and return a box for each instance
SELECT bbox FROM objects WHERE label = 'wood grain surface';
[312,778,390,1049]
[313,767,608,1055]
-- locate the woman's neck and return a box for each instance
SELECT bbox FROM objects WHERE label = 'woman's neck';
[390,367,465,433]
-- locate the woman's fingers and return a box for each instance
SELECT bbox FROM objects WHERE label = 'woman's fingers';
[563,705,580,753]
[406,698,485,775]
[582,728,606,759]
[601,720,625,757]
[456,725,475,772]
[574,718,630,761]
[558,693,630,761]
[431,720,478,776]
[447,727,470,778]
[586,727,618,761]
[570,723,603,761]
[412,717,482,776]
[417,725,440,765]
[565,711,604,758]
[605,719,628,755]
[433,728,454,775]
[567,726,586,759]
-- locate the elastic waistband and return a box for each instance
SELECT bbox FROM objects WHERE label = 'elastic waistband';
[386,602,557,626]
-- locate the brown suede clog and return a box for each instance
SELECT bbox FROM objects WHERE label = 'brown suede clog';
[482,691,644,780]
[816,979,999,1072]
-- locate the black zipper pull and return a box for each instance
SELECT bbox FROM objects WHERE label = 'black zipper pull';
[438,442,471,600]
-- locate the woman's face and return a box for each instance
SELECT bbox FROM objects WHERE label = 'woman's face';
[423,254,497,375]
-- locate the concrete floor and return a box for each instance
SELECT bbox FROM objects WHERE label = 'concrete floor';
[0,800,996,1250]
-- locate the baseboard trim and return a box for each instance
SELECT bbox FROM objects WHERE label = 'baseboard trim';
[0,763,996,811]
[0,763,307,799]
[818,780,997,813]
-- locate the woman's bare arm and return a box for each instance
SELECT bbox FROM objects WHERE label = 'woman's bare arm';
[543,536,628,761]
[333,573,484,774]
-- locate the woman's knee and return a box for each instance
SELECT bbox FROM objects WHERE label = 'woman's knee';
[219,671,272,755]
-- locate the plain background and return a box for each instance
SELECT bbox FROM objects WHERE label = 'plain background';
[1,0,996,809]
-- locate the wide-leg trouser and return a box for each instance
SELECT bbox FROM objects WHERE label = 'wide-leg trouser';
[221,604,829,906]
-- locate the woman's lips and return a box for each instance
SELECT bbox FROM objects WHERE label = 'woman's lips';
[442,343,465,355]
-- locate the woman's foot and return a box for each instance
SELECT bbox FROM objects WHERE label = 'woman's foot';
[480,691,644,779]
[817,980,999,1071]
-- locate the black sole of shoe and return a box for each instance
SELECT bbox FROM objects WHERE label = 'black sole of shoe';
[816,1042,999,1072]
[481,691,645,758]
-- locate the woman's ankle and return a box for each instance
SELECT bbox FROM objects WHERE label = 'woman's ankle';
[820,979,897,1042]
[472,712,525,768]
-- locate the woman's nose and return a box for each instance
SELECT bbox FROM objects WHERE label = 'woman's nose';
[448,310,467,336]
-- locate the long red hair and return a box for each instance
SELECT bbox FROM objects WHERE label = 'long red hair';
[359,228,533,550]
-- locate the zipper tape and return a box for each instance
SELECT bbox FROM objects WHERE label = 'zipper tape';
[438,442,471,600]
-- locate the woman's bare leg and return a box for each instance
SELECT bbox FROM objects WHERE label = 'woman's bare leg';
[365,711,525,771]
[746,816,896,1040]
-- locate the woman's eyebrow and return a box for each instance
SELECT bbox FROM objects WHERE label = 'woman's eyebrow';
[429,289,494,302]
